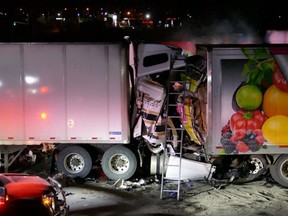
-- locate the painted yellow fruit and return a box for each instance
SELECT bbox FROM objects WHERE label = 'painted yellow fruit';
[262,115,288,145]
[263,85,288,118]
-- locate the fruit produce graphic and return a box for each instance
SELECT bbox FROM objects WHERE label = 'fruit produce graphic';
[221,48,288,154]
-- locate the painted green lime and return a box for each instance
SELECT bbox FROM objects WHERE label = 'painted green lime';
[236,85,263,110]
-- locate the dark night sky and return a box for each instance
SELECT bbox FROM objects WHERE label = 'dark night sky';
[1,0,288,43]
[1,0,287,17]
[1,0,288,29]
[0,0,284,11]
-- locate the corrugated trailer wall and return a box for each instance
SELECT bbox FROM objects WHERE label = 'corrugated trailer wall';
[0,43,130,145]
[0,45,24,142]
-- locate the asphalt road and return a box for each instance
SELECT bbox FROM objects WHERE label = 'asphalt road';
[64,180,178,216]
[22,157,288,216]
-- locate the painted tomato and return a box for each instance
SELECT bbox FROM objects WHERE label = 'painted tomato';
[262,115,288,145]
[272,63,288,92]
[230,109,267,132]
[262,84,288,118]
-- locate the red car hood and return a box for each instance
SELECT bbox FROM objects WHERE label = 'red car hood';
[6,181,50,199]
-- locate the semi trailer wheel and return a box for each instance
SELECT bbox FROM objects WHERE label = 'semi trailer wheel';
[270,155,288,187]
[56,146,92,178]
[234,155,267,183]
[101,145,137,180]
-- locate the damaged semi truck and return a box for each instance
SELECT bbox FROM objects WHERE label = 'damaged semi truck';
[1,40,288,188]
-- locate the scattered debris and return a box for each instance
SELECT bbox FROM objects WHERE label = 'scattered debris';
[113,178,147,190]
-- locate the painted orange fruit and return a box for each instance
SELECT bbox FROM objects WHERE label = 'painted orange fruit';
[263,85,288,118]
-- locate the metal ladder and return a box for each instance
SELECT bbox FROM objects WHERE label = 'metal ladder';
[160,54,188,201]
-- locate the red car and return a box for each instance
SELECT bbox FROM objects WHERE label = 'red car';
[0,173,69,216]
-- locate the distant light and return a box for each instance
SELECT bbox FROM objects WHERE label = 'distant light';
[112,14,117,27]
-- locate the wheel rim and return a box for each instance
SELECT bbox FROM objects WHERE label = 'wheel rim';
[279,158,288,180]
[108,153,130,174]
[63,153,85,174]
[250,157,264,174]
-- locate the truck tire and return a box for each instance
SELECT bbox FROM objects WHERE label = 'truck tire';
[270,155,288,187]
[101,145,137,180]
[56,146,92,178]
[234,155,267,183]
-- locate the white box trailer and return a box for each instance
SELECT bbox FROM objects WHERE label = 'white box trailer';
[0,41,186,181]
[0,43,130,144]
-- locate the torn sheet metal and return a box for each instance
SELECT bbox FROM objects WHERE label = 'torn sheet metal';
[165,155,212,181]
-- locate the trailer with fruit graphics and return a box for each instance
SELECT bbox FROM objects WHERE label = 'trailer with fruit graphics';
[200,44,288,187]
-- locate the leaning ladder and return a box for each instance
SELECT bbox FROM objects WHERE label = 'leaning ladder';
[160,54,188,201]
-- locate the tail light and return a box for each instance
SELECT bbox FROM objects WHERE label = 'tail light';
[0,187,7,206]
[0,197,5,206]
